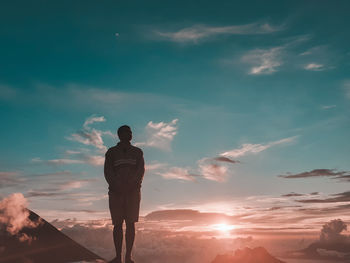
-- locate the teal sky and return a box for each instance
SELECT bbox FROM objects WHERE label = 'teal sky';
[1,0,350,226]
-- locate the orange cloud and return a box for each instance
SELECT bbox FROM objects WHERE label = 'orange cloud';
[0,193,41,241]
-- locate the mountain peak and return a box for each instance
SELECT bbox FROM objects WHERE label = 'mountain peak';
[0,209,104,263]
[211,246,285,263]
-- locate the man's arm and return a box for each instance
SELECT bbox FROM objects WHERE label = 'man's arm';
[135,150,145,186]
[104,149,114,185]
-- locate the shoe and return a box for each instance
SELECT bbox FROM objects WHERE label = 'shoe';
[108,257,122,263]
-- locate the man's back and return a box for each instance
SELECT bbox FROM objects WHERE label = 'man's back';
[104,141,144,194]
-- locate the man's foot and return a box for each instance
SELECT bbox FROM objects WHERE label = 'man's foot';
[125,257,135,263]
[108,257,122,263]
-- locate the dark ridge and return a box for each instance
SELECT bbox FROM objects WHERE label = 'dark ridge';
[0,209,105,263]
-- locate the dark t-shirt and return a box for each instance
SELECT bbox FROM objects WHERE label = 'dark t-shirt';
[104,141,145,194]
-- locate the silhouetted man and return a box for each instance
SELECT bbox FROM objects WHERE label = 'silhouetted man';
[104,125,145,263]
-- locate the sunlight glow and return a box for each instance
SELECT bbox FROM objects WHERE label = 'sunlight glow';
[211,223,236,233]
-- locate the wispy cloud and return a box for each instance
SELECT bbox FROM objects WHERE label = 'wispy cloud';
[304,63,325,71]
[282,192,319,197]
[241,47,283,75]
[25,178,95,199]
[239,36,332,75]
[154,137,293,182]
[67,115,111,152]
[0,171,25,189]
[221,136,297,158]
[83,115,105,128]
[299,45,325,56]
[156,156,237,182]
[299,45,334,72]
[59,179,93,191]
[297,191,350,203]
[83,155,105,166]
[321,105,336,110]
[282,192,305,197]
[213,157,240,164]
[197,158,228,182]
[32,158,84,165]
[145,162,166,171]
[135,119,178,151]
[33,115,113,168]
[154,22,283,43]
[26,191,65,198]
[157,167,197,181]
[30,171,74,177]
[32,154,104,167]
[0,171,19,176]
[279,169,350,182]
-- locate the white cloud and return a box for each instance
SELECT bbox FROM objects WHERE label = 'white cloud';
[154,22,282,43]
[221,136,297,158]
[157,167,196,181]
[135,119,178,151]
[241,47,283,75]
[304,63,325,71]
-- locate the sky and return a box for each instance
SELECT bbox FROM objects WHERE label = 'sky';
[1,0,350,243]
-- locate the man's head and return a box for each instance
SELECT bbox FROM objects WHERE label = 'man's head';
[117,125,132,142]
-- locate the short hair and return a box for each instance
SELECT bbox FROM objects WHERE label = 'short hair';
[117,125,131,138]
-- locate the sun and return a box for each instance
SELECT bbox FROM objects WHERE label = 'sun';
[211,223,235,233]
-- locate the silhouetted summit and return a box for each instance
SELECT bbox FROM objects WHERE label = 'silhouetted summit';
[211,247,285,263]
[0,209,104,263]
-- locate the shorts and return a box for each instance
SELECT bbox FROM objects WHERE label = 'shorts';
[108,189,141,224]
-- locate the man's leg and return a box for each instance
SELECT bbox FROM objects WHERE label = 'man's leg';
[125,221,135,262]
[113,223,123,262]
